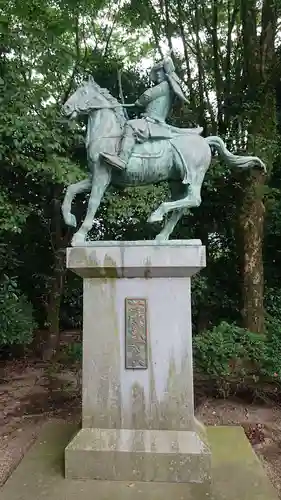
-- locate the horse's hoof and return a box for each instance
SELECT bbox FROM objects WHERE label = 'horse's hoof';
[155,233,169,242]
[64,213,77,228]
[69,214,77,228]
[71,233,86,247]
[148,209,164,223]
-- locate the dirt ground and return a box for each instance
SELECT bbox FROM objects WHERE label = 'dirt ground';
[0,360,281,498]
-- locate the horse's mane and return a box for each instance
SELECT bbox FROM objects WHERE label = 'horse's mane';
[91,78,126,127]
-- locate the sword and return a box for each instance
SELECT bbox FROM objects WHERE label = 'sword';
[117,69,129,119]
[64,103,137,119]
[118,103,136,107]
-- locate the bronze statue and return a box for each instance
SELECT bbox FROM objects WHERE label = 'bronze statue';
[62,57,266,246]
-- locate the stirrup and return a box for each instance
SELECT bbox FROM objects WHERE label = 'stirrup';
[100,152,126,170]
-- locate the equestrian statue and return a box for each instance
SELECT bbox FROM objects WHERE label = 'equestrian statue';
[61,56,266,246]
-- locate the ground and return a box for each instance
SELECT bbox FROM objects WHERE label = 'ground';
[0,359,281,497]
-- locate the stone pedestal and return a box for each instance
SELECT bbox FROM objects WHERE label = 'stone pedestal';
[65,240,211,483]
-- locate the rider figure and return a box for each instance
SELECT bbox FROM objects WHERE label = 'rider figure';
[100,56,188,170]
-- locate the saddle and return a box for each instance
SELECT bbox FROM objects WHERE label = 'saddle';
[132,126,203,159]
[132,140,168,159]
[170,125,203,136]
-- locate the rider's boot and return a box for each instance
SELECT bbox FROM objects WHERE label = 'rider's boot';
[100,131,136,170]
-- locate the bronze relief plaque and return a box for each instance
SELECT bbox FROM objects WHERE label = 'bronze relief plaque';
[125,298,148,369]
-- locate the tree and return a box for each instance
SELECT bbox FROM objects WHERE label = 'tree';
[238,0,278,333]
[2,0,281,362]
[0,0,152,357]
[0,0,85,357]
[120,0,281,333]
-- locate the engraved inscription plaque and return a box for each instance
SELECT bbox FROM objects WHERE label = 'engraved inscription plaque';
[125,298,148,369]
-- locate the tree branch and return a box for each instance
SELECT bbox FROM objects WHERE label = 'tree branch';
[176,0,196,109]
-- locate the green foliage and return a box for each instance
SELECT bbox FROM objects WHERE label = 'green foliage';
[191,274,209,310]
[261,316,281,380]
[193,321,266,380]
[265,288,281,322]
[0,275,36,346]
[0,191,31,233]
[193,318,281,395]
[0,0,281,367]
[61,342,82,364]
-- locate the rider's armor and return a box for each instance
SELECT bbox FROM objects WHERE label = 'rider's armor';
[100,57,188,170]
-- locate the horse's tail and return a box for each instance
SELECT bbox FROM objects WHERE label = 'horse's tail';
[205,136,266,172]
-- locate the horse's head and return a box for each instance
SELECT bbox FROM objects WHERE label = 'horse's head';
[63,76,108,118]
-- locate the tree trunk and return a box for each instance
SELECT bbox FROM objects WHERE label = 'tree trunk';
[193,3,208,131]
[43,249,66,361]
[239,0,277,333]
[42,192,69,360]
[176,0,196,111]
[211,0,224,134]
[239,171,265,332]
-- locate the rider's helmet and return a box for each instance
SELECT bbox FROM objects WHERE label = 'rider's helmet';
[150,56,188,103]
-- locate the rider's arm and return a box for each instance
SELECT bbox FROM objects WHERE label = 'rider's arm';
[135,81,169,107]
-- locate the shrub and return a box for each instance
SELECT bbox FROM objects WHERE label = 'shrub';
[265,287,281,322]
[61,342,82,364]
[0,275,36,347]
[193,318,281,399]
[193,321,266,381]
[261,315,281,380]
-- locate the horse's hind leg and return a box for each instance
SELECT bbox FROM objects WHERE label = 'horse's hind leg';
[150,150,210,222]
[155,209,185,241]
[167,184,202,213]
[150,183,202,222]
[155,181,188,241]
[149,185,202,222]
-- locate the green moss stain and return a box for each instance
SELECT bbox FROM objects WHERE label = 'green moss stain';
[131,382,147,429]
[208,426,259,465]
[103,255,119,278]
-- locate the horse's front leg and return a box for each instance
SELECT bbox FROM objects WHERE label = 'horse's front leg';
[71,165,111,246]
[62,177,92,228]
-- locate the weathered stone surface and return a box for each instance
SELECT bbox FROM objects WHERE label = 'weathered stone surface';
[1,422,278,500]
[66,240,205,278]
[81,274,197,431]
[66,240,209,482]
[65,428,211,482]
[68,241,205,434]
